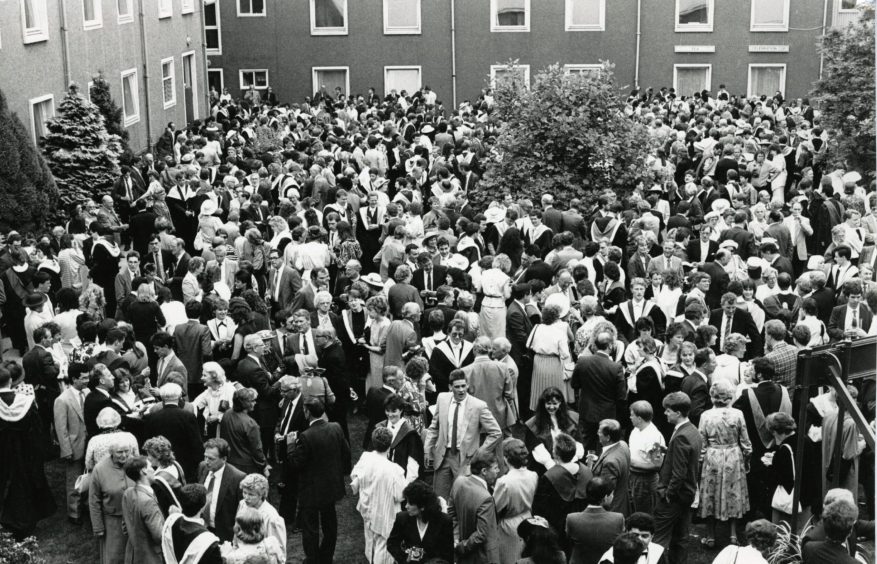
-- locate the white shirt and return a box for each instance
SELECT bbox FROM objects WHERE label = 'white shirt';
[629,423,666,471]
[386,417,404,443]
[446,395,468,451]
[206,464,225,525]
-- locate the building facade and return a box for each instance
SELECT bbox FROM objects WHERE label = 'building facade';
[207,0,860,107]
[0,0,208,153]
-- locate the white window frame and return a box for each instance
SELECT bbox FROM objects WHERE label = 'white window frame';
[565,0,605,31]
[82,0,103,29]
[490,0,530,32]
[181,0,194,15]
[208,68,225,93]
[750,0,789,31]
[120,68,140,127]
[205,0,222,54]
[747,63,787,98]
[673,63,712,93]
[838,0,859,13]
[237,0,266,17]
[239,69,270,90]
[311,66,350,97]
[21,0,50,44]
[117,0,133,23]
[564,64,603,77]
[87,80,95,102]
[161,57,176,109]
[675,0,714,32]
[158,0,172,18]
[383,65,422,96]
[28,94,54,144]
[310,0,348,35]
[489,64,531,88]
[383,0,421,34]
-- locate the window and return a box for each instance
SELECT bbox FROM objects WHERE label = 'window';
[564,64,603,77]
[239,69,269,90]
[117,0,133,23]
[748,64,786,97]
[181,0,194,14]
[310,0,347,34]
[751,0,789,31]
[87,80,96,102]
[238,0,265,17]
[384,0,420,34]
[312,67,349,98]
[120,69,140,126]
[205,1,222,54]
[490,65,530,88]
[491,0,529,32]
[675,0,713,32]
[208,69,225,96]
[673,64,711,95]
[384,66,421,96]
[565,0,605,31]
[840,0,858,11]
[83,0,102,29]
[21,0,49,43]
[158,0,172,18]
[29,94,54,143]
[161,57,176,108]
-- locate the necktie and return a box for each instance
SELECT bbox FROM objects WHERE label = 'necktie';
[301,335,309,355]
[279,401,294,435]
[158,357,165,379]
[852,307,859,330]
[724,314,733,346]
[665,257,671,271]
[451,401,460,454]
[155,252,163,280]
[217,321,227,340]
[204,472,215,526]
[370,208,377,225]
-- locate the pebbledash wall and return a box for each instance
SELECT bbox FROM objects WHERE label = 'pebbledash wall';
[207,0,860,108]
[0,0,208,153]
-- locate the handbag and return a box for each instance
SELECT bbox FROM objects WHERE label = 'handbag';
[770,443,801,514]
[75,471,91,494]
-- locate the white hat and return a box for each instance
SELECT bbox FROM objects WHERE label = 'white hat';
[447,254,469,271]
[544,293,570,318]
[213,281,231,300]
[361,273,385,288]
[711,199,731,214]
[719,240,739,250]
[484,205,506,224]
[200,199,218,216]
[842,171,862,185]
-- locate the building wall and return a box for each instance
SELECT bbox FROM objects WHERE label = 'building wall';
[209,0,832,106]
[0,0,207,153]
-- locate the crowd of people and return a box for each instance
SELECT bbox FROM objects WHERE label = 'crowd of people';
[0,78,874,564]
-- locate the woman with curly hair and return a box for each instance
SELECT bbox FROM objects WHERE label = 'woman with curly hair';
[220,506,284,564]
[712,519,776,564]
[526,303,574,410]
[241,288,270,330]
[142,435,186,517]
[237,473,286,557]
[524,387,581,474]
[191,361,237,438]
[387,480,455,564]
[228,297,257,362]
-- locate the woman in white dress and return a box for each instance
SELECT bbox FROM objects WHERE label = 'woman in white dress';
[364,295,392,392]
[478,254,512,340]
[767,143,787,205]
[191,362,238,438]
[713,333,748,388]
[494,439,538,564]
[527,302,574,410]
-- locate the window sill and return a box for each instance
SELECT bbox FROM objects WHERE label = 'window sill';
[565,25,605,31]
[163,100,176,110]
[750,25,788,32]
[311,28,348,35]
[490,26,530,32]
[675,25,713,33]
[124,115,140,127]
[23,31,49,44]
[83,21,103,30]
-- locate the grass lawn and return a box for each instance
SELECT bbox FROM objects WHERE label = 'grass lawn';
[31,411,719,564]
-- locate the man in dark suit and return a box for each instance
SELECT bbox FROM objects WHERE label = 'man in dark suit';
[128,201,157,257]
[680,348,714,428]
[518,245,554,286]
[314,327,350,443]
[560,200,588,250]
[506,284,534,417]
[653,392,702,564]
[23,325,61,447]
[448,450,500,564]
[699,177,727,213]
[571,331,626,452]
[699,250,732,311]
[168,238,191,301]
[173,300,213,399]
[627,239,652,282]
[113,252,140,317]
[143,235,174,284]
[828,280,872,342]
[412,254,448,300]
[540,195,563,234]
[761,242,793,279]
[291,397,351,564]
[720,211,758,260]
[422,285,457,335]
[592,419,631,516]
[83,365,125,440]
[363,366,399,450]
[267,249,303,317]
[708,293,762,359]
[198,437,246,542]
[236,334,280,461]
[566,477,625,564]
[686,226,719,265]
[143,382,204,482]
[275,376,308,524]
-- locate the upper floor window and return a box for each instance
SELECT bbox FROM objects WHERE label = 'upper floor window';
[161,57,176,109]
[121,69,140,126]
[750,0,789,31]
[158,0,172,18]
[491,0,530,32]
[205,2,222,54]
[565,0,605,31]
[83,0,103,29]
[181,0,194,15]
[117,0,133,23]
[384,0,420,34]
[21,0,49,44]
[311,0,347,35]
[29,94,54,143]
[238,0,265,17]
[675,0,713,32]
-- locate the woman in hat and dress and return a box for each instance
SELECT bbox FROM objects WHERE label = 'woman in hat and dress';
[194,200,223,252]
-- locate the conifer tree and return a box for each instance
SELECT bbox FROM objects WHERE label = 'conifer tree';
[41,83,122,210]
[89,72,130,154]
[0,88,58,232]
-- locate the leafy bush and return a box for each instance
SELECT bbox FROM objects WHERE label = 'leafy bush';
[0,531,47,564]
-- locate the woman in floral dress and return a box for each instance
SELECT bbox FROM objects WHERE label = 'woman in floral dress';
[363,295,391,392]
[697,379,753,547]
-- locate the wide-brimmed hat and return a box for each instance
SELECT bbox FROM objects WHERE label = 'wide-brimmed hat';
[24,293,47,309]
[200,199,218,216]
[361,273,384,288]
[446,254,469,271]
[711,199,731,214]
[484,206,506,224]
[421,230,440,245]
[544,292,570,318]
